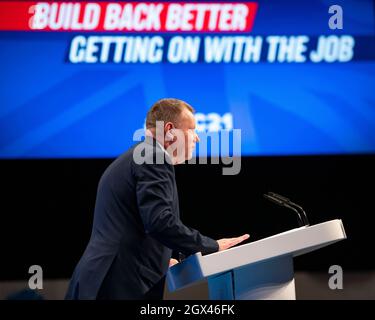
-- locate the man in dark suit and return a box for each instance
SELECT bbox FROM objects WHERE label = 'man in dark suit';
[65,98,249,299]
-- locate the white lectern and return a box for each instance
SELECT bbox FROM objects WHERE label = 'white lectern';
[167,219,346,300]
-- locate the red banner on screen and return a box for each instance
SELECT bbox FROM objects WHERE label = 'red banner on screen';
[0,1,258,32]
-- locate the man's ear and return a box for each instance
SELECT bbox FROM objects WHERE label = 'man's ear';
[164,122,174,141]
[165,130,174,142]
[164,122,174,131]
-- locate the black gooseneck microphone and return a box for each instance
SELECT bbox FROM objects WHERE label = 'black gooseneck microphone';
[264,192,310,227]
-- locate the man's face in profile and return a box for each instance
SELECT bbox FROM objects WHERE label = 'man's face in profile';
[172,109,199,163]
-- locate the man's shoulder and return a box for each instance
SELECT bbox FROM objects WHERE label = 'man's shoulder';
[100,142,142,176]
[105,139,172,177]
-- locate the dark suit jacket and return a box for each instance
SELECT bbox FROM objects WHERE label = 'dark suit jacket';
[65,137,218,299]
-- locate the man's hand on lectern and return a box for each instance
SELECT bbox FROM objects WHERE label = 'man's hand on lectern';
[217,234,250,251]
[169,258,179,267]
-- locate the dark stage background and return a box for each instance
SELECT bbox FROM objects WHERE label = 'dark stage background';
[1,154,374,280]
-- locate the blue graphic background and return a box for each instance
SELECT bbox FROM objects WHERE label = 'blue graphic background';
[0,0,374,158]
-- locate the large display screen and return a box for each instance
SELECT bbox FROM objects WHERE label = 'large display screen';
[0,0,374,158]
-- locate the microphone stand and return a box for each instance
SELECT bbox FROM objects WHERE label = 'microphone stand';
[264,192,310,227]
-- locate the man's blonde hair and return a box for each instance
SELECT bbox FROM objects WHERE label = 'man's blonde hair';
[146,98,195,129]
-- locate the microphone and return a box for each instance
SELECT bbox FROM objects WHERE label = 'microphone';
[268,192,310,226]
[264,192,310,227]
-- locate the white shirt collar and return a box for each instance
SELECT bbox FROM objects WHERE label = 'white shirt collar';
[155,140,172,161]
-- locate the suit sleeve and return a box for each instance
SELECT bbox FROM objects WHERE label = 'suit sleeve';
[134,159,219,256]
